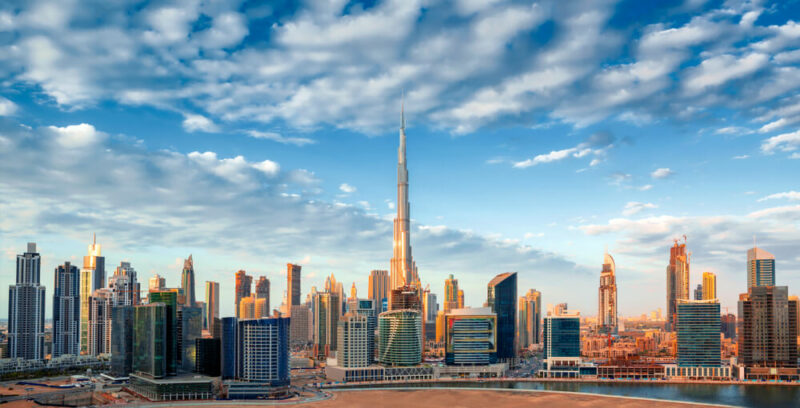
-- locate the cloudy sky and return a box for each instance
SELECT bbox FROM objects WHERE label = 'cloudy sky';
[1,0,800,318]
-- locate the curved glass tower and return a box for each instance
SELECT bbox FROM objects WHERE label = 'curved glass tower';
[378,309,421,366]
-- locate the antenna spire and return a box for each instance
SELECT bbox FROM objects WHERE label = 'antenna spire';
[401,90,405,130]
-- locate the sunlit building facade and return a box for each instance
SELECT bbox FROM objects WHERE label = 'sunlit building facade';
[518,289,542,348]
[378,309,422,366]
[81,235,105,354]
[234,270,252,318]
[666,239,689,331]
[747,246,775,289]
[702,272,717,300]
[598,251,618,334]
[389,106,419,301]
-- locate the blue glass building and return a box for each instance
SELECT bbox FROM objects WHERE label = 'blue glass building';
[487,272,517,360]
[543,315,580,359]
[676,300,720,367]
[221,317,238,379]
[53,261,80,357]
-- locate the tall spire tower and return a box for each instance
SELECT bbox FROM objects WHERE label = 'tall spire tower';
[390,96,418,294]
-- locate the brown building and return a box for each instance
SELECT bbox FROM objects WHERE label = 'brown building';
[234,270,252,318]
[738,286,798,369]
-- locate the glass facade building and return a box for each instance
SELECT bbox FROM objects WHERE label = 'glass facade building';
[487,272,517,360]
[221,317,238,379]
[195,337,221,377]
[237,318,290,386]
[148,291,178,375]
[180,306,203,372]
[111,305,134,377]
[676,300,721,367]
[445,307,497,366]
[543,315,580,359]
[133,303,168,378]
[378,309,421,366]
[747,247,775,289]
[8,243,46,360]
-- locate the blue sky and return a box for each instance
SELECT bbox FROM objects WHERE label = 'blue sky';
[1,0,800,318]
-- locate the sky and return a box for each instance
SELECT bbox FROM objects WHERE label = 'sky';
[1,0,800,319]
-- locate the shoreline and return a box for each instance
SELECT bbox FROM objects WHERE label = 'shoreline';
[324,376,800,388]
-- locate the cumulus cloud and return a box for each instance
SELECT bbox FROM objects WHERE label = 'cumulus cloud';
[650,167,674,179]
[46,123,105,148]
[0,97,17,116]
[182,114,219,133]
[761,130,800,153]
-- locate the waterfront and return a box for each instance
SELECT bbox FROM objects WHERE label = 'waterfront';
[336,381,800,408]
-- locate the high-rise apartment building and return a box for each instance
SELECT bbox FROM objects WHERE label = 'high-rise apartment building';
[676,300,720,367]
[518,289,542,348]
[181,255,196,307]
[487,272,517,362]
[378,309,422,366]
[287,264,301,312]
[738,286,798,368]
[205,281,219,336]
[256,276,270,314]
[666,239,690,331]
[389,106,419,299]
[235,270,252,318]
[110,305,134,377]
[423,291,438,322]
[747,246,775,289]
[109,262,140,306]
[133,303,168,378]
[444,274,459,313]
[8,243,46,360]
[180,306,202,372]
[149,274,165,292]
[88,288,113,356]
[233,318,290,398]
[338,312,370,368]
[702,272,717,300]
[543,311,580,360]
[694,284,703,301]
[289,304,311,344]
[239,295,256,319]
[598,251,618,334]
[368,270,389,311]
[445,307,497,366]
[457,289,465,309]
[347,299,376,364]
[53,261,80,357]
[81,235,105,354]
[313,291,341,358]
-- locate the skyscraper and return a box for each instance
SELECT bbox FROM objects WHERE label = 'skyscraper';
[53,261,80,357]
[598,251,617,334]
[390,103,419,298]
[239,295,256,319]
[109,261,140,306]
[181,255,196,307]
[445,307,497,366]
[348,299,377,364]
[81,235,105,354]
[88,288,113,356]
[666,239,690,331]
[232,318,290,398]
[738,286,798,368]
[676,300,721,367]
[338,312,369,368]
[694,284,703,301]
[111,305,134,377]
[444,274,459,313]
[518,289,541,348]
[487,272,517,362]
[255,276,270,314]
[289,304,311,345]
[8,243,46,360]
[702,272,717,300]
[205,281,220,337]
[543,311,580,359]
[378,309,422,366]
[235,270,252,318]
[180,306,202,372]
[287,264,301,312]
[747,246,775,289]
[423,290,438,322]
[149,274,165,291]
[133,303,168,378]
[389,286,421,311]
[147,290,178,376]
[220,317,238,380]
[457,289,465,309]
[313,291,341,359]
[368,270,388,311]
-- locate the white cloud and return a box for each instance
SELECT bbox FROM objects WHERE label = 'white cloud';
[252,160,280,177]
[651,168,674,179]
[0,97,17,116]
[246,130,315,146]
[182,114,219,133]
[684,53,769,93]
[732,154,749,160]
[622,201,658,216]
[339,183,357,194]
[513,147,576,168]
[758,191,800,202]
[47,123,105,148]
[199,12,248,49]
[761,130,800,153]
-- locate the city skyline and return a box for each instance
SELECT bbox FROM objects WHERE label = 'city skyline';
[3,1,800,319]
